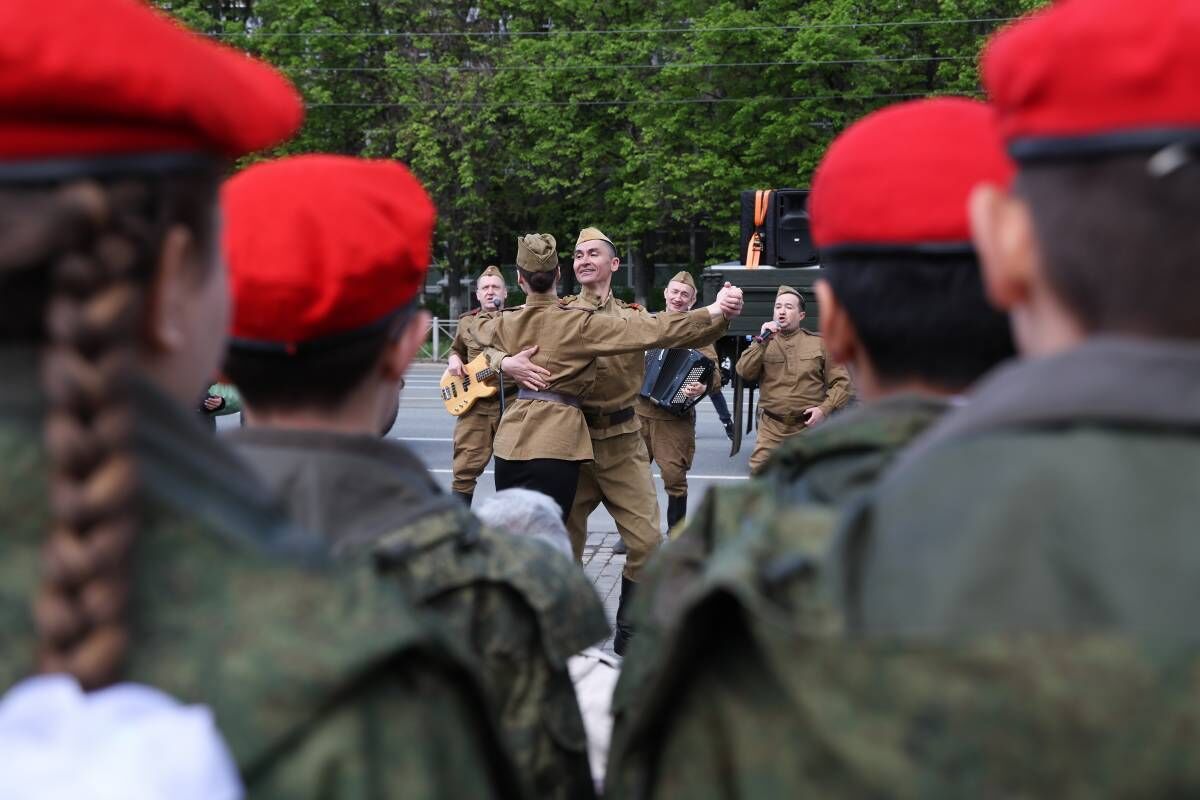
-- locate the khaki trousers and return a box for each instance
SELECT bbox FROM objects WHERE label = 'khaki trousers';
[451,406,500,493]
[748,410,806,475]
[639,415,696,497]
[566,431,661,580]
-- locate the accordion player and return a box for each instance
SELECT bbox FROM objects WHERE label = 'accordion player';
[640,348,715,416]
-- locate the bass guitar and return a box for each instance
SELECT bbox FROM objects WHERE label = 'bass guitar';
[440,353,499,415]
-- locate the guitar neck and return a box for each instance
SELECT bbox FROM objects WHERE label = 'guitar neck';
[474,368,496,381]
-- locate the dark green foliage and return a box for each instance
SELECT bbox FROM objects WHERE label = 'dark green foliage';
[160,0,1044,304]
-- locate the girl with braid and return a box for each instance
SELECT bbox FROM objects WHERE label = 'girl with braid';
[0,2,520,797]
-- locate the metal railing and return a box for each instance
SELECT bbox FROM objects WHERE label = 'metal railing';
[422,317,460,361]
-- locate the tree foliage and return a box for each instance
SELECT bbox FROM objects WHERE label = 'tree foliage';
[160,0,1043,309]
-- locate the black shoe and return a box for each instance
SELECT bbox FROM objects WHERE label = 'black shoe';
[452,491,473,507]
[666,494,688,531]
[613,577,637,656]
[613,538,628,555]
[723,420,735,441]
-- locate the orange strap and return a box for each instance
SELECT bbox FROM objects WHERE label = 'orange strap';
[745,189,772,269]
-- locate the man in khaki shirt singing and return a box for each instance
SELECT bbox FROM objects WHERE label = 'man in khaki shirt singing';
[471,233,742,535]
[736,285,851,474]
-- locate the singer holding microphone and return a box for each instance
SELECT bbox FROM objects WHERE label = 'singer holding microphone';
[445,266,515,506]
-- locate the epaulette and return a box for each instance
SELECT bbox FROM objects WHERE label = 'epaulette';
[458,308,481,319]
[558,294,578,305]
[624,301,643,311]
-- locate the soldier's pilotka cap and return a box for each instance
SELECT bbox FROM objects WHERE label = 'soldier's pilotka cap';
[575,227,616,251]
[223,155,436,354]
[984,0,1200,164]
[669,271,696,291]
[810,98,1014,254]
[777,285,803,303]
[479,265,504,281]
[0,0,301,182]
[516,233,559,272]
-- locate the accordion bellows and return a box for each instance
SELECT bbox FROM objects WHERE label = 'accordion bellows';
[641,349,714,416]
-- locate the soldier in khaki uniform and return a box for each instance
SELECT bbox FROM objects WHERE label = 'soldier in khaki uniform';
[635,271,723,533]
[473,234,741,536]
[222,159,603,800]
[445,265,513,506]
[736,286,851,474]
[555,229,728,655]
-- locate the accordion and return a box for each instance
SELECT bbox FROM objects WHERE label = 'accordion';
[640,348,715,416]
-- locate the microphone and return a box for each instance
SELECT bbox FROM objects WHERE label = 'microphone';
[490,297,502,310]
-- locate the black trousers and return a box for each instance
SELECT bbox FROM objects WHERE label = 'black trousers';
[494,457,581,522]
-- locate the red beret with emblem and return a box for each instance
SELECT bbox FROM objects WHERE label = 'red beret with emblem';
[223,155,436,351]
[810,98,1014,252]
[0,0,302,174]
[983,0,1200,161]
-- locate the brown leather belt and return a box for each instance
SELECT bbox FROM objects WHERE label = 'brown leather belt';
[762,408,808,425]
[583,406,636,429]
[517,388,581,408]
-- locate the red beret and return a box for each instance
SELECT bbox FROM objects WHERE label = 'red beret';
[984,0,1200,161]
[0,0,301,172]
[810,98,1014,252]
[223,155,436,351]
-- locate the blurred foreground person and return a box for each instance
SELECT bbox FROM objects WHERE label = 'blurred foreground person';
[610,1,1200,796]
[609,96,1017,798]
[222,156,605,800]
[0,3,519,797]
[474,489,621,796]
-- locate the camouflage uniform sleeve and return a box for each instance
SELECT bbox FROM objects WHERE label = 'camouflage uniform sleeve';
[427,584,595,800]
[736,338,767,381]
[247,655,521,799]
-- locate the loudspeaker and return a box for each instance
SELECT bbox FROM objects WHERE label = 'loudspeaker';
[738,188,818,267]
[775,190,817,266]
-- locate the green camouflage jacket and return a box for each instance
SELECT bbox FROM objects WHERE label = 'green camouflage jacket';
[230,428,610,800]
[0,347,521,800]
[609,394,952,781]
[610,339,1200,798]
[613,591,1200,798]
[843,338,1200,638]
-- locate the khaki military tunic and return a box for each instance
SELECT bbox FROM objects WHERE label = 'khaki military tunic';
[229,426,609,800]
[0,348,521,800]
[557,292,727,579]
[471,295,718,462]
[736,327,851,474]
[449,309,514,494]
[636,343,722,497]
